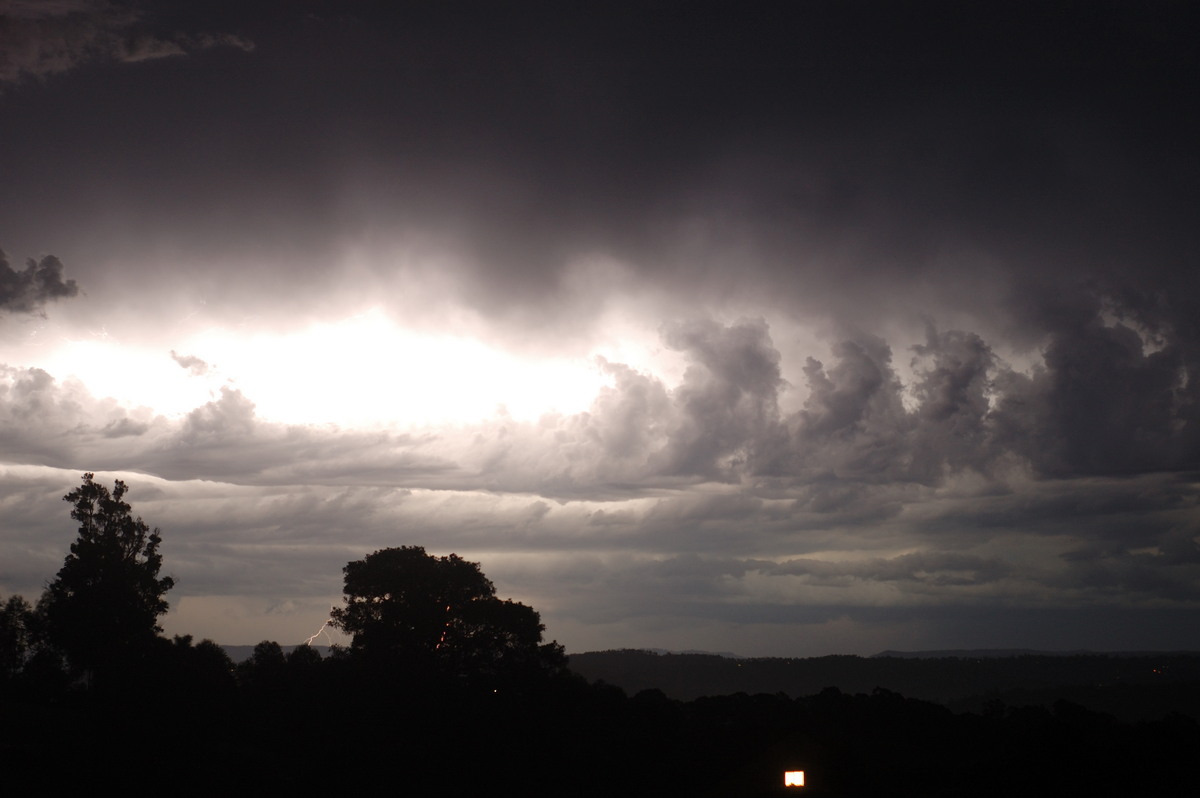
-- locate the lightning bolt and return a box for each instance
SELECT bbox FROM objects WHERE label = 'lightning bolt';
[304,609,336,646]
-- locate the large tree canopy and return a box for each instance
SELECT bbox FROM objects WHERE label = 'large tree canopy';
[40,473,174,679]
[331,546,565,683]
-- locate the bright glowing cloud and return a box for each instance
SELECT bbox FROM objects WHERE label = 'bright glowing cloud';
[37,337,214,417]
[19,308,617,430]
[182,309,614,428]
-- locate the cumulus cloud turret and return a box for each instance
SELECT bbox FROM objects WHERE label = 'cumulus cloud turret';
[0,250,78,314]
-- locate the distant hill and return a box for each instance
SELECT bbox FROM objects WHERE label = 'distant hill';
[567,648,1200,721]
[874,648,1199,658]
[640,647,745,659]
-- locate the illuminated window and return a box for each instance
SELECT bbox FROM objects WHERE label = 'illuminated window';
[784,770,805,787]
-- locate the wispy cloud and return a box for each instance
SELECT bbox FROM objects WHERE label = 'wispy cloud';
[0,0,252,85]
[170,350,211,377]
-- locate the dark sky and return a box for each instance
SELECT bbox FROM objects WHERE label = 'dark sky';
[1,0,1198,654]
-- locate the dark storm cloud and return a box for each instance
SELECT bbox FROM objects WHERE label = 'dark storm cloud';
[908,327,995,473]
[547,549,1018,626]
[0,0,252,85]
[767,551,1013,588]
[782,337,912,483]
[0,250,78,314]
[1058,548,1200,603]
[911,472,1200,551]
[2,1,1192,337]
[656,318,783,479]
[4,2,1200,653]
[537,549,1016,629]
[762,306,1200,488]
[388,0,1200,334]
[991,289,1200,477]
[0,366,83,462]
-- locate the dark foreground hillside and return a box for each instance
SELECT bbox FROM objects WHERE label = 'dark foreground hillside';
[5,650,1199,797]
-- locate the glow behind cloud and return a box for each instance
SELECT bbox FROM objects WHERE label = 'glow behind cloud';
[38,337,213,417]
[201,310,611,427]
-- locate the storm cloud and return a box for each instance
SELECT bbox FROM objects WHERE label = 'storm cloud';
[0,0,252,84]
[1,1,1198,655]
[0,251,78,314]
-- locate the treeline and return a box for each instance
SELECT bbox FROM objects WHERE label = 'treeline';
[1,476,567,696]
[0,475,575,791]
[3,475,1200,795]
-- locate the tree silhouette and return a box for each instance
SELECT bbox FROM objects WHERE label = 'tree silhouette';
[40,473,174,683]
[331,546,566,683]
[0,594,34,682]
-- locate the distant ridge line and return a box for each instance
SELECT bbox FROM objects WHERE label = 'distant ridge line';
[567,647,1200,660]
[873,648,1200,658]
[566,648,1200,710]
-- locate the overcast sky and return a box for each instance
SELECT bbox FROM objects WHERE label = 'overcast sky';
[2,0,1198,655]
